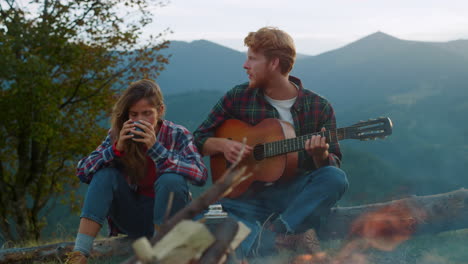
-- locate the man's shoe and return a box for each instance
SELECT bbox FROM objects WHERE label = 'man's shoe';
[275,229,321,254]
[64,251,88,264]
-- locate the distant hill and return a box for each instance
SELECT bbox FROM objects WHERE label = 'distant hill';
[157,33,468,108]
[155,40,312,95]
[156,40,246,94]
[38,32,468,241]
[428,39,468,59]
[292,32,468,196]
[156,32,468,198]
[292,31,468,112]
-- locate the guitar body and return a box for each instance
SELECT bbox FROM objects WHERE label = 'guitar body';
[209,116,394,198]
[211,118,298,198]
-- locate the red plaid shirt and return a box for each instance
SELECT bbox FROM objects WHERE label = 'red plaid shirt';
[77,119,208,186]
[193,76,342,172]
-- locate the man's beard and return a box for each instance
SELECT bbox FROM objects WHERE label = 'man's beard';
[248,74,268,89]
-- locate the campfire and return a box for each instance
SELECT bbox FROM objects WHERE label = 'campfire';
[289,201,427,264]
[125,181,428,264]
[2,140,467,263]
[2,186,467,263]
[349,201,427,251]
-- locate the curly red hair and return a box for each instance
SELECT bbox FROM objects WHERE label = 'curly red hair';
[244,27,296,74]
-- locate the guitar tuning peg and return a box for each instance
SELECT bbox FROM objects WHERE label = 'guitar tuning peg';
[359,120,364,123]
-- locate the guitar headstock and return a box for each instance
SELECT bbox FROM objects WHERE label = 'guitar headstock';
[346,117,393,141]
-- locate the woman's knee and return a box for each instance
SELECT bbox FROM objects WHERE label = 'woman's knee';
[93,167,120,179]
[154,173,188,192]
[90,167,122,188]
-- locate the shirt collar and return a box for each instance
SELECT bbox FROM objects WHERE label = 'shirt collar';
[252,75,306,111]
[289,76,306,111]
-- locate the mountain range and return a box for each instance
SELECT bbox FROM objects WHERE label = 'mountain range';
[157,31,468,98]
[38,32,468,240]
[158,31,468,201]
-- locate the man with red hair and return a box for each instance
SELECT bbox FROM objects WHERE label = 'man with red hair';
[194,27,348,256]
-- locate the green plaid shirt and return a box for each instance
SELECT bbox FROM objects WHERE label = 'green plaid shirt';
[193,76,342,172]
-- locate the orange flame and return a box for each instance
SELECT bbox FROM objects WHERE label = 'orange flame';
[290,252,328,264]
[289,201,427,264]
[349,201,426,251]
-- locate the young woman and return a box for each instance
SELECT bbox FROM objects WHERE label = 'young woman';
[65,79,207,264]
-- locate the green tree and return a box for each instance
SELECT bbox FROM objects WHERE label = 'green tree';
[0,0,170,242]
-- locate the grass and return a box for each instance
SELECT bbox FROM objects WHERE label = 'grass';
[5,229,468,264]
[248,229,468,264]
[379,228,468,264]
[25,256,130,264]
[324,229,468,264]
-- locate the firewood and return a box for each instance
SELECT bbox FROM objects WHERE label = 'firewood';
[132,237,156,263]
[154,220,215,264]
[197,218,239,264]
[321,188,468,240]
[132,220,216,264]
[0,236,132,263]
[121,140,253,264]
[229,220,251,251]
[3,188,467,263]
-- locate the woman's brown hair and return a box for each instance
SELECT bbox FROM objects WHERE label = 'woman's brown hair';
[110,79,165,184]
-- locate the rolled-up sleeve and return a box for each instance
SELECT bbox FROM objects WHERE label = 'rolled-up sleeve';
[76,133,116,184]
[148,126,208,186]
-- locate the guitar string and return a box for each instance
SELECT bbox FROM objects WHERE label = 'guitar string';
[256,120,389,158]
[262,125,387,158]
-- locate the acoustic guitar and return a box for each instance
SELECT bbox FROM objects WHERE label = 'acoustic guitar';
[210,117,393,198]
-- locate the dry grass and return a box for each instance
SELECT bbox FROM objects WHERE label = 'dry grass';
[248,229,468,264]
[5,229,468,264]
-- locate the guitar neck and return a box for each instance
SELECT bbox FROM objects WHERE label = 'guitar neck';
[263,128,346,158]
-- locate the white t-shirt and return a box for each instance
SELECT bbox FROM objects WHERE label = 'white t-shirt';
[264,95,297,126]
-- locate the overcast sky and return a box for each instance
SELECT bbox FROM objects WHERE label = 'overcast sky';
[145,0,468,55]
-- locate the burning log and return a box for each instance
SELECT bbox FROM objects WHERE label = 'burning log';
[292,189,468,264]
[2,188,467,263]
[320,188,468,240]
[291,253,328,264]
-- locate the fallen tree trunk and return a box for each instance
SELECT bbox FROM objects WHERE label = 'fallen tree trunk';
[0,236,133,264]
[320,188,468,240]
[2,188,467,263]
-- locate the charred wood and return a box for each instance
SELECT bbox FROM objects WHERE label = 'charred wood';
[2,188,467,263]
[321,188,468,240]
[196,217,239,264]
[0,236,132,263]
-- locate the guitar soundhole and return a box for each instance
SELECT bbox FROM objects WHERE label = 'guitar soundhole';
[253,144,265,161]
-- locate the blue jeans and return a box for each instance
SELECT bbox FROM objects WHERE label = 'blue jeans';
[219,166,348,256]
[81,168,189,238]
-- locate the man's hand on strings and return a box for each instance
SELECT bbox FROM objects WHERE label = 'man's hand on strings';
[305,127,329,168]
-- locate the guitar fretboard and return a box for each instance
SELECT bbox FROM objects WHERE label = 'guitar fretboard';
[263,128,346,158]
